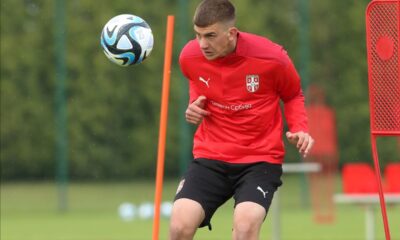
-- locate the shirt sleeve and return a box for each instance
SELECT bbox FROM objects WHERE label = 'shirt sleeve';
[179,56,199,104]
[276,51,308,133]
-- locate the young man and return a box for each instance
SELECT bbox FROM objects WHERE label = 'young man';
[169,0,314,239]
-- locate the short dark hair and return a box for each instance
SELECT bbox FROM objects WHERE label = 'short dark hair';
[193,0,236,27]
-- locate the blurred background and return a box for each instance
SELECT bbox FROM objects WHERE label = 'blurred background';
[1,0,399,239]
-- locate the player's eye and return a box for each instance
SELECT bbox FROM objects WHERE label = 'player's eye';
[206,34,216,39]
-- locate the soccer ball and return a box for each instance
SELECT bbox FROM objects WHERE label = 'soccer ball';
[161,201,173,218]
[100,14,154,66]
[118,202,136,221]
[138,202,154,219]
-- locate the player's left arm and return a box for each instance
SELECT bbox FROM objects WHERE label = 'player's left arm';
[277,50,314,158]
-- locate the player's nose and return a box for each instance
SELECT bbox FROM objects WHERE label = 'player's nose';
[198,38,209,49]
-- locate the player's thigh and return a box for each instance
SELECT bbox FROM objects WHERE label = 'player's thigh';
[233,162,282,215]
[170,198,205,229]
[174,159,232,228]
[233,201,265,229]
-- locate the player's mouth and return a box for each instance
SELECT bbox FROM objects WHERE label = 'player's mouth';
[202,51,214,57]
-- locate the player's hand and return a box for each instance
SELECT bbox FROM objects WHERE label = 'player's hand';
[286,131,314,158]
[185,95,210,125]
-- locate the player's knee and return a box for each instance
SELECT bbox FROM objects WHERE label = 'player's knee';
[233,210,263,240]
[233,219,258,239]
[169,219,197,240]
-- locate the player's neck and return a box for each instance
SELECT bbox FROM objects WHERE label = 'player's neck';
[224,33,238,56]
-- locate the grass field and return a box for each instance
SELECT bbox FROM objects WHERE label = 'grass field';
[1,175,399,240]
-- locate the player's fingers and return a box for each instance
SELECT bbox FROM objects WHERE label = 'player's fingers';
[299,136,309,153]
[186,108,208,121]
[296,133,305,149]
[185,114,200,124]
[185,112,200,123]
[185,110,200,120]
[286,131,293,139]
[185,108,206,124]
[195,108,210,117]
[286,132,297,144]
[299,133,310,149]
[193,95,207,108]
[189,104,210,116]
[186,118,199,125]
[303,137,315,158]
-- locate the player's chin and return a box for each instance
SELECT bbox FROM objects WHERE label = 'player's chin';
[202,52,216,60]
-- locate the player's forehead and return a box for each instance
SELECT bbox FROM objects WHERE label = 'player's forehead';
[194,22,225,36]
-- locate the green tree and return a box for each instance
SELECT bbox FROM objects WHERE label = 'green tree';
[1,0,398,181]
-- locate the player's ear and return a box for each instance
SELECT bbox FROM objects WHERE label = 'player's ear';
[228,27,238,41]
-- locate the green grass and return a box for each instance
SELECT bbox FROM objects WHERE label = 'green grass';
[1,176,399,240]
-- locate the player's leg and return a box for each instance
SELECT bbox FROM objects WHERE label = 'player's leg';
[169,198,205,240]
[231,162,283,240]
[232,201,265,240]
[169,159,232,239]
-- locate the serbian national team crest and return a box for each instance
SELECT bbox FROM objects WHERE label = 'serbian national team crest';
[246,75,260,93]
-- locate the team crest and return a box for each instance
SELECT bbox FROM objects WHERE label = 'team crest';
[246,75,259,93]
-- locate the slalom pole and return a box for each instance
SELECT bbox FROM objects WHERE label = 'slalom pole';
[152,15,175,240]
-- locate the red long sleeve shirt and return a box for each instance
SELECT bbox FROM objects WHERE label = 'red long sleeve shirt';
[179,32,308,164]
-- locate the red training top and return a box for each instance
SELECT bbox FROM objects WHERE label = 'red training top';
[179,32,308,164]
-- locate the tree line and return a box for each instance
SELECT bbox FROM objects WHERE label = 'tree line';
[1,0,398,180]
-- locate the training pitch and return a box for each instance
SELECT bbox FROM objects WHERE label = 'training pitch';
[1,176,399,240]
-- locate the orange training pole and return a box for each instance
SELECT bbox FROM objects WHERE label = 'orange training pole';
[152,15,174,240]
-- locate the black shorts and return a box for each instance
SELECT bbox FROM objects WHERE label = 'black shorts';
[174,158,283,229]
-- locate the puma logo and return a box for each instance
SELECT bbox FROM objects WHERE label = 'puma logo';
[176,179,185,194]
[257,186,269,198]
[199,77,211,88]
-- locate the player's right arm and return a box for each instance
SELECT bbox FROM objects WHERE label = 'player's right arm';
[185,96,210,125]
